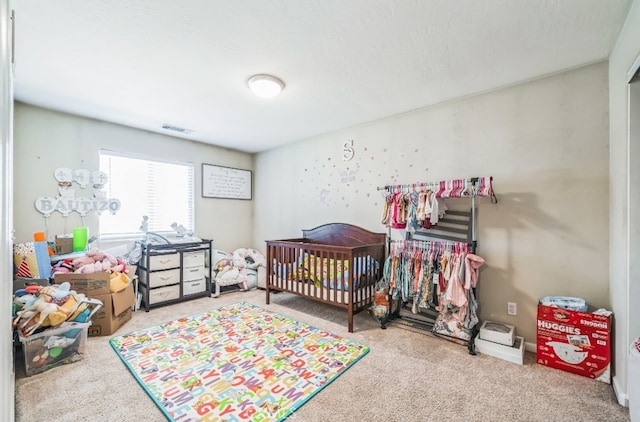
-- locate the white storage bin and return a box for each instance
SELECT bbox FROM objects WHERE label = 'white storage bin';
[479,320,515,346]
[183,250,204,268]
[475,334,525,365]
[183,278,207,295]
[148,252,180,270]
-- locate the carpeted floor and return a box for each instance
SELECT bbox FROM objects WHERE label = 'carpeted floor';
[15,289,630,422]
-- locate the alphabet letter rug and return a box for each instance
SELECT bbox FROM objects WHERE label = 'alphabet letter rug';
[110,302,369,421]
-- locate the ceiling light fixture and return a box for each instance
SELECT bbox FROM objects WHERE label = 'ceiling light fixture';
[247,74,285,98]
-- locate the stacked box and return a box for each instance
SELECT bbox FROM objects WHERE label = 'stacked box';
[13,277,50,294]
[479,320,516,346]
[18,321,90,376]
[54,272,134,336]
[54,235,74,255]
[88,284,135,336]
[536,303,612,383]
[475,334,525,365]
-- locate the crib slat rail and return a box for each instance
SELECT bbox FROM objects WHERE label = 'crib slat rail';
[265,223,386,332]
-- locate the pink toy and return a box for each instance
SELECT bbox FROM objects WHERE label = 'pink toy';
[70,248,122,274]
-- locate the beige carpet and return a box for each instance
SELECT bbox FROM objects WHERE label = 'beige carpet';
[15,289,629,422]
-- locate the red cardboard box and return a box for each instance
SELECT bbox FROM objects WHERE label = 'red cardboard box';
[536,303,612,383]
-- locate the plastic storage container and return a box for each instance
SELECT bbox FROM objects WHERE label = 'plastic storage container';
[16,297,102,376]
[18,321,91,376]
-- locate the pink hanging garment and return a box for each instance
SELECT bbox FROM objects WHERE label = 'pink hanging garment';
[445,252,467,308]
[464,253,485,289]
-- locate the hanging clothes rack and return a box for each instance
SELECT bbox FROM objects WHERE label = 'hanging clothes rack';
[376,176,496,354]
[377,176,496,250]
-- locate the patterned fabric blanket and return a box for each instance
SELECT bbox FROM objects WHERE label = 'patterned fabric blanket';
[273,254,378,290]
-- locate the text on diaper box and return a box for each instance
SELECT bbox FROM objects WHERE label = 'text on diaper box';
[537,320,581,334]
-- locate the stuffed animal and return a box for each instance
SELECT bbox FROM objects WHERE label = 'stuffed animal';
[52,247,126,274]
[13,282,88,336]
[232,248,266,270]
[213,248,265,290]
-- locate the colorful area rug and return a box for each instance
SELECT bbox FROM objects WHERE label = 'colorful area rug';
[109,302,369,421]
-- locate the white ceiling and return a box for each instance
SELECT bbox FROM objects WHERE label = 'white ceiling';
[12,0,632,153]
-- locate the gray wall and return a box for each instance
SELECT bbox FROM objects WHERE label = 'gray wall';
[13,103,255,254]
[254,62,610,352]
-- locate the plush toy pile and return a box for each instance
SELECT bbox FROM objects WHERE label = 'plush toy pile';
[52,247,126,274]
[214,248,266,290]
[12,282,101,336]
[49,246,132,294]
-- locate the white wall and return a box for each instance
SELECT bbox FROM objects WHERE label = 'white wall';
[13,103,255,254]
[254,62,610,348]
[609,0,640,406]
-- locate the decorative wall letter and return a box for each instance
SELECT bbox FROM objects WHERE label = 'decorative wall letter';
[34,167,121,218]
[342,140,354,161]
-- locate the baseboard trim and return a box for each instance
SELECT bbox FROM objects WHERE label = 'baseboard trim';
[612,375,629,407]
[525,340,536,353]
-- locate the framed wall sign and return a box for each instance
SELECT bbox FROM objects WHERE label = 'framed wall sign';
[202,163,252,200]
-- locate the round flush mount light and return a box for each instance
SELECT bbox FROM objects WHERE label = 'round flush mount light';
[247,74,285,98]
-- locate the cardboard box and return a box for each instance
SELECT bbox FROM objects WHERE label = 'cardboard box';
[536,303,612,383]
[88,283,134,336]
[479,320,516,346]
[12,277,50,294]
[54,272,111,296]
[54,235,74,255]
[18,321,90,376]
[476,335,525,365]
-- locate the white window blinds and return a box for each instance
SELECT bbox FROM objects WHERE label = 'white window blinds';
[99,150,194,239]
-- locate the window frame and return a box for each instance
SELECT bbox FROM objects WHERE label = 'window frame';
[98,149,195,241]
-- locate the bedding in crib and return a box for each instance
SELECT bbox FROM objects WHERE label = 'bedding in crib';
[273,253,379,290]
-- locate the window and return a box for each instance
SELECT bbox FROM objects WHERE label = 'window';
[99,150,194,239]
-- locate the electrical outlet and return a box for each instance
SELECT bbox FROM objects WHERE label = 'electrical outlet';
[507,302,517,316]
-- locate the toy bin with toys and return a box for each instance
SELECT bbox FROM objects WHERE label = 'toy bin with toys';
[18,320,91,376]
[15,297,102,376]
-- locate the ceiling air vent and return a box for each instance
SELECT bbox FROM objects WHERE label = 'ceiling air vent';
[161,124,194,134]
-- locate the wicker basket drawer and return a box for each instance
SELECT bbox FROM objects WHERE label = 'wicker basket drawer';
[148,252,180,270]
[183,265,205,282]
[183,278,206,296]
[183,250,205,268]
[141,284,180,305]
[148,268,181,288]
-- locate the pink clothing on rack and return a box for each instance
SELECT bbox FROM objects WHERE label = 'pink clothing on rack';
[464,253,485,289]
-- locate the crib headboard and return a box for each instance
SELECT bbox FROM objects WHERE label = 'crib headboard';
[301,223,386,247]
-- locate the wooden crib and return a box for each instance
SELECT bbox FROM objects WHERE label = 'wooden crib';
[266,223,386,332]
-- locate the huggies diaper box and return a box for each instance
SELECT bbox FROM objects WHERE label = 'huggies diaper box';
[536,303,612,383]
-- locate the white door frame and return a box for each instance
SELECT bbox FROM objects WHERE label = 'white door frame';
[0,0,14,420]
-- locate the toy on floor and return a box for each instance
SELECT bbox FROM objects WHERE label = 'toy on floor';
[214,248,266,291]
